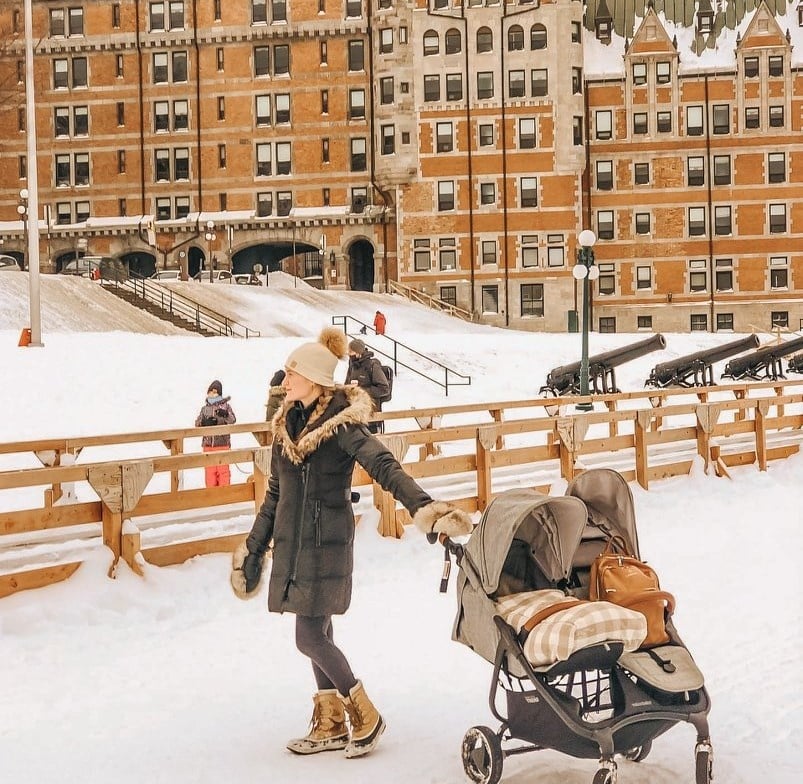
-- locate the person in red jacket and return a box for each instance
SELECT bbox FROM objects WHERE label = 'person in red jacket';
[373,310,386,335]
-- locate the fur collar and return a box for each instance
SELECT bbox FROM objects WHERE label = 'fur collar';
[272,385,375,464]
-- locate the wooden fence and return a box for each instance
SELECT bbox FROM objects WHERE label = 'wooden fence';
[1,379,801,598]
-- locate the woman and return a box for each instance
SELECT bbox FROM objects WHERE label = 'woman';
[231,327,472,759]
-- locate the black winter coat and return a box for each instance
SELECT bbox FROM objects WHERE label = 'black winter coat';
[345,352,389,412]
[246,385,432,616]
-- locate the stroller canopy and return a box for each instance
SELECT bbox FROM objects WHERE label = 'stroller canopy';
[463,489,589,596]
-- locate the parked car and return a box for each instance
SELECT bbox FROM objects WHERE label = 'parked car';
[151,269,182,281]
[59,256,128,281]
[0,254,22,272]
[192,270,233,283]
[233,273,263,286]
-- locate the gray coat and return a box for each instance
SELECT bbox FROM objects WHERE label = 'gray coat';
[195,396,236,448]
[246,385,432,616]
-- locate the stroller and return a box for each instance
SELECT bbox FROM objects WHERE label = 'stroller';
[442,468,712,784]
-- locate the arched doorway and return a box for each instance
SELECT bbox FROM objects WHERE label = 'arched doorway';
[121,251,156,278]
[348,240,375,291]
[54,250,81,272]
[188,246,204,278]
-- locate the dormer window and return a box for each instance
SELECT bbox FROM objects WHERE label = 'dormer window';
[697,11,714,34]
[596,20,612,42]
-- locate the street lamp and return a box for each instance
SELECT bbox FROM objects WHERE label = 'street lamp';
[17,191,28,261]
[572,229,598,412]
[204,219,216,282]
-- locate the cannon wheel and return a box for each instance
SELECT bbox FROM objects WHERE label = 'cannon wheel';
[461,725,503,784]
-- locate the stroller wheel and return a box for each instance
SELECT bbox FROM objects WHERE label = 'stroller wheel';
[592,760,617,784]
[623,740,652,762]
[461,725,503,784]
[695,741,714,784]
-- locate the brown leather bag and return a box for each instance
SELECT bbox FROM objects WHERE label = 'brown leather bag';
[589,537,675,648]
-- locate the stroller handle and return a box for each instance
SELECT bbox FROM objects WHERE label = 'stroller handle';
[426,532,465,593]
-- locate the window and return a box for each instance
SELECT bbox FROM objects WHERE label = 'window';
[632,62,647,85]
[597,210,614,240]
[481,240,497,265]
[481,285,499,313]
[689,260,707,292]
[769,106,784,127]
[257,192,273,217]
[74,201,89,222]
[321,89,329,113]
[477,72,494,100]
[273,45,289,75]
[439,239,456,271]
[636,266,651,289]
[320,41,327,65]
[769,203,786,233]
[714,206,732,236]
[116,54,124,77]
[277,191,292,216]
[436,122,453,153]
[154,51,186,83]
[571,21,581,43]
[349,89,366,120]
[597,264,615,295]
[715,259,733,291]
[321,138,329,163]
[176,196,190,218]
[571,67,582,94]
[690,314,708,331]
[440,286,457,307]
[50,9,65,36]
[116,102,125,126]
[346,0,362,18]
[508,70,525,98]
[255,95,271,125]
[519,178,537,208]
[348,40,364,71]
[521,284,544,317]
[275,93,290,123]
[424,75,440,102]
[56,202,72,224]
[155,149,170,181]
[634,162,649,185]
[55,153,70,185]
[117,150,126,173]
[476,27,493,53]
[479,124,493,146]
[770,257,788,289]
[112,4,121,28]
[530,68,547,97]
[446,73,462,101]
[687,156,705,187]
[53,56,88,88]
[768,55,783,77]
[414,240,430,272]
[632,113,648,134]
[350,138,367,171]
[635,212,650,234]
[508,25,524,51]
[771,311,789,328]
[768,152,786,183]
[546,235,564,268]
[712,104,729,134]
[275,142,291,175]
[380,77,394,105]
[518,118,536,149]
[716,313,734,331]
[686,105,704,135]
[379,28,393,53]
[599,317,617,334]
[214,0,221,20]
[656,61,671,84]
[530,24,547,50]
[657,111,672,132]
[595,110,612,140]
[521,235,538,268]
[573,116,583,145]
[218,144,226,168]
[438,181,455,211]
[744,57,759,77]
[256,143,272,176]
[638,315,653,330]
[74,153,89,185]
[713,155,730,185]
[217,48,224,71]
[479,182,496,205]
[54,107,69,136]
[596,160,613,190]
[745,107,760,129]
[217,96,225,121]
[381,125,395,155]
[688,207,706,236]
[155,197,171,221]
[445,28,461,54]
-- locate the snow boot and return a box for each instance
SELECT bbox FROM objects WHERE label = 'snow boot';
[286,690,350,755]
[341,680,386,758]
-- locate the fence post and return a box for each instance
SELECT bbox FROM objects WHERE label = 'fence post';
[475,426,497,511]
[374,434,408,538]
[634,410,651,490]
[695,403,722,473]
[252,447,272,510]
[555,416,589,482]
[755,399,769,471]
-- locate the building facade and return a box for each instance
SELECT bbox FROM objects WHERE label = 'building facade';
[0,0,800,332]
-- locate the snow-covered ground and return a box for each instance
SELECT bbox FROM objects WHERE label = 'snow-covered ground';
[1,274,801,784]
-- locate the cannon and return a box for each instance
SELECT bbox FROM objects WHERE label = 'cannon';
[787,352,803,375]
[721,335,803,381]
[645,334,760,388]
[542,333,667,396]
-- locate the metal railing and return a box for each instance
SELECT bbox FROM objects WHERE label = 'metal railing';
[105,273,261,338]
[332,314,471,395]
[388,279,474,322]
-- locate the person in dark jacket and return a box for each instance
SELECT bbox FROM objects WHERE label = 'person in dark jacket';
[265,369,287,422]
[230,327,472,759]
[345,338,389,434]
[195,380,236,487]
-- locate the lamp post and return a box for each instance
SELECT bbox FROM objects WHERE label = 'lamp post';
[17,191,28,254]
[204,220,216,282]
[572,229,598,412]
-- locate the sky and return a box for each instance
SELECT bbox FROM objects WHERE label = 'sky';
[0,273,801,784]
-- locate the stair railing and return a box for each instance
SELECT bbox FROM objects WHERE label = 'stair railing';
[387,280,474,322]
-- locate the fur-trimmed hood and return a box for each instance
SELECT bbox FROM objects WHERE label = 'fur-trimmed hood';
[272,384,375,464]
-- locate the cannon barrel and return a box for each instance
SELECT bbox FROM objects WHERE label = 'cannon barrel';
[722,335,803,380]
[545,333,666,395]
[647,334,760,388]
[788,353,803,374]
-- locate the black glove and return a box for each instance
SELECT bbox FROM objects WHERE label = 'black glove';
[201,416,217,426]
[241,552,263,593]
[231,541,266,599]
[215,407,228,418]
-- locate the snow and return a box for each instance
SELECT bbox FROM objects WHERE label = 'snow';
[1,273,801,784]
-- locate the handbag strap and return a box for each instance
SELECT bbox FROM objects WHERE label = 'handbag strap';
[522,598,590,633]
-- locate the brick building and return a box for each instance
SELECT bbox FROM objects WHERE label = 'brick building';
[0,0,800,332]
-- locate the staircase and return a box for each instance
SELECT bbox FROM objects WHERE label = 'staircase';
[387,280,474,322]
[101,275,261,338]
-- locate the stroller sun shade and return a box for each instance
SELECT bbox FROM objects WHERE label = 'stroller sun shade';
[464,489,588,596]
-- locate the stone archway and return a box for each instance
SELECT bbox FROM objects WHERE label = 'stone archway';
[54,250,81,272]
[121,251,156,278]
[348,239,375,292]
[188,246,205,278]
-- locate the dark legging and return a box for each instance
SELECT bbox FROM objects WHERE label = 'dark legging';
[295,615,358,696]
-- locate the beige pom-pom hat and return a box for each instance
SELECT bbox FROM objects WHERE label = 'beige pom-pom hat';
[285,327,349,387]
